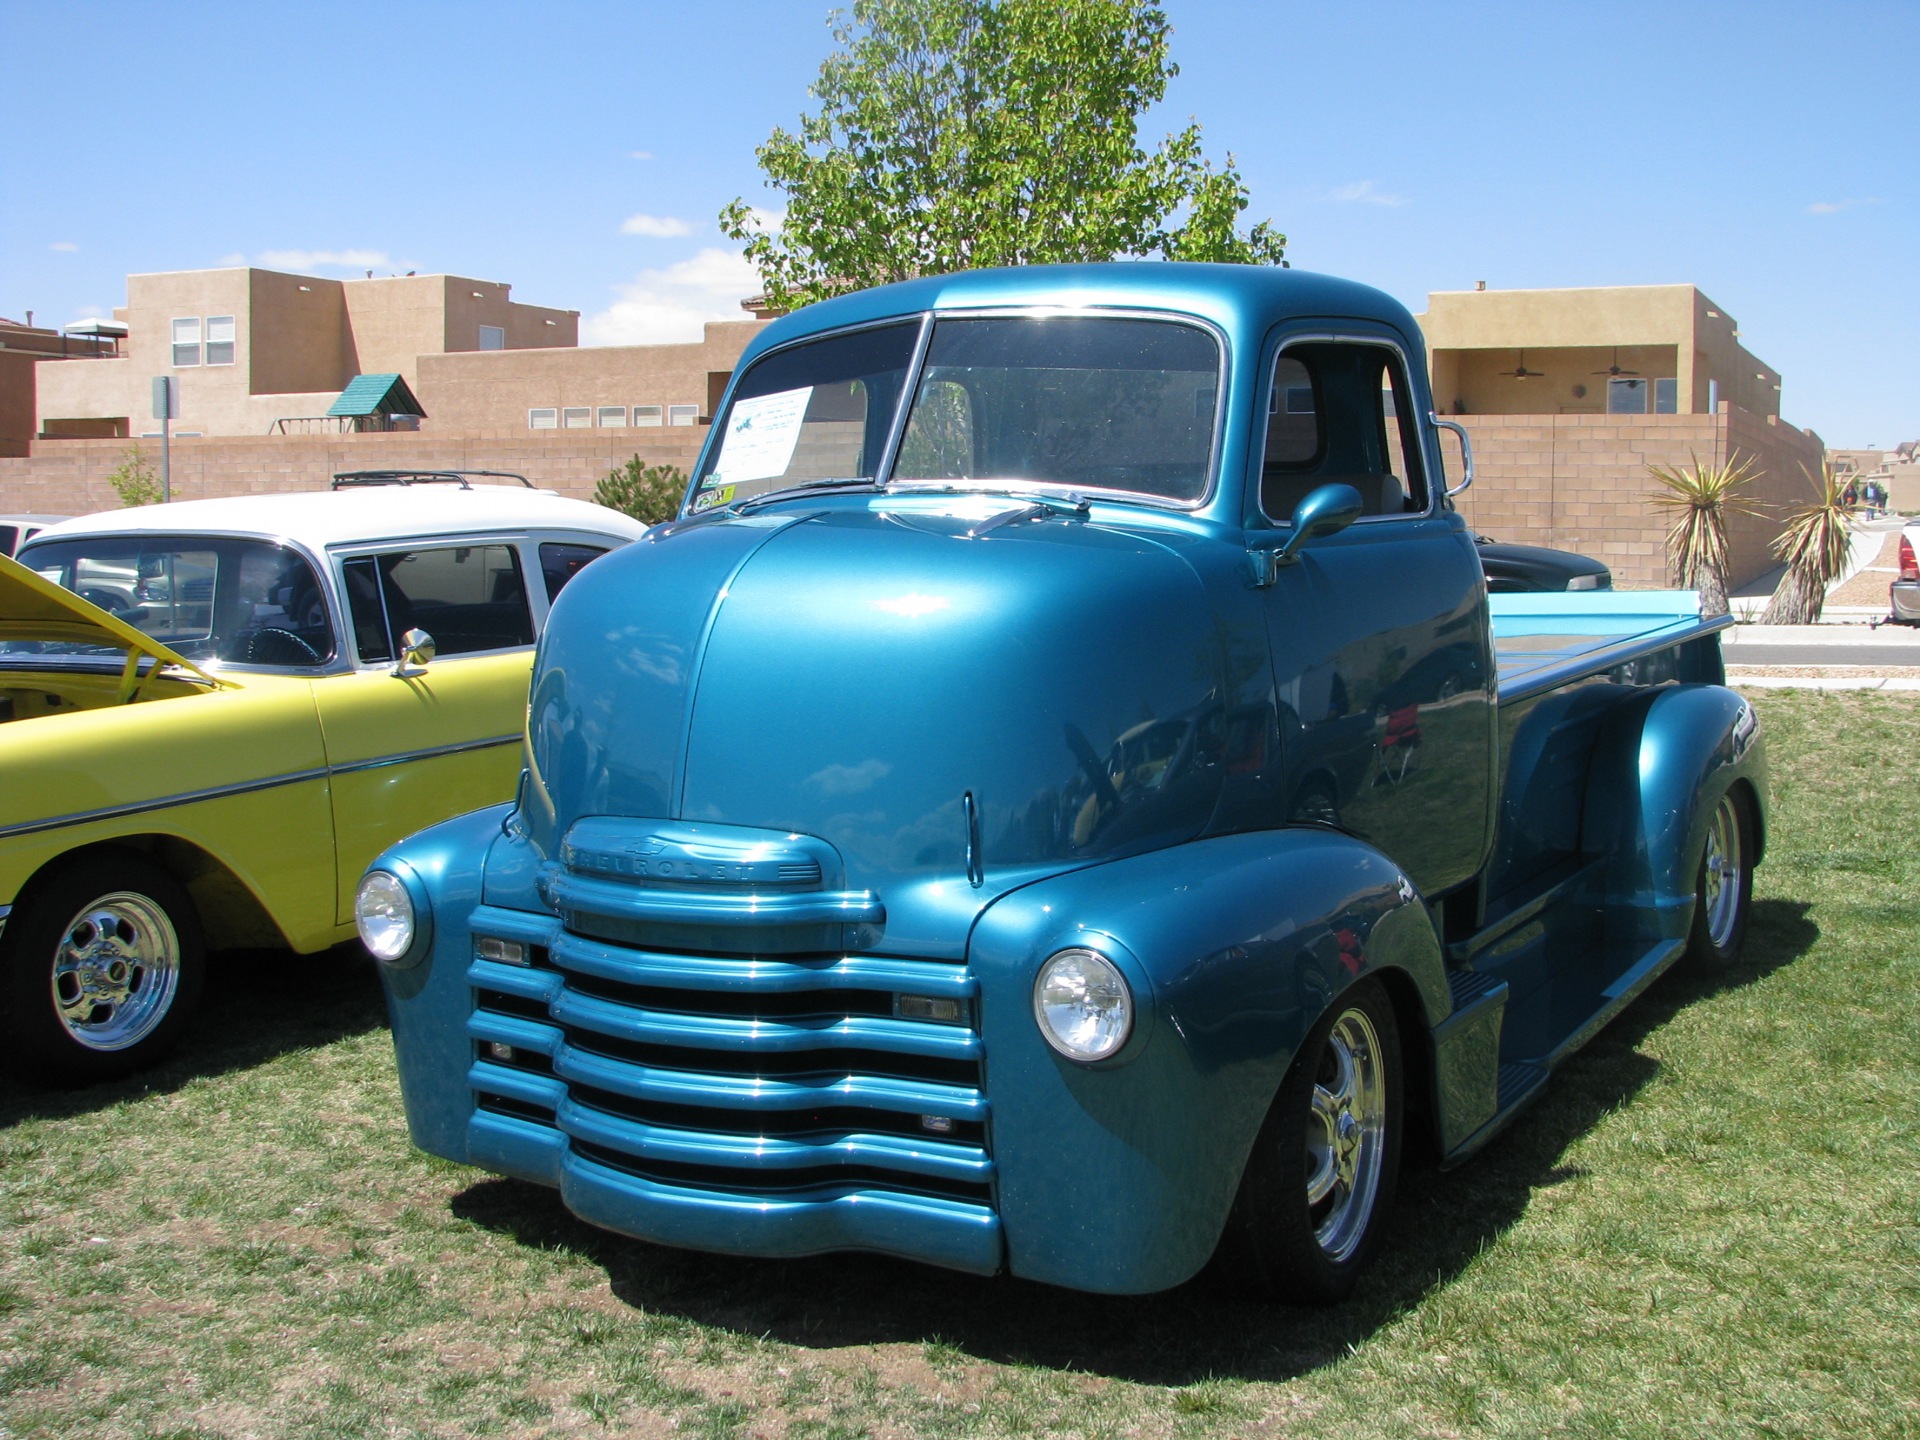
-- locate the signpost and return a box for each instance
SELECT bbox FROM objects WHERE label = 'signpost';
[150,376,177,502]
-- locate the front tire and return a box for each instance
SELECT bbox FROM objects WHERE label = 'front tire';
[0,854,205,1085]
[1686,788,1753,968]
[1219,977,1403,1304]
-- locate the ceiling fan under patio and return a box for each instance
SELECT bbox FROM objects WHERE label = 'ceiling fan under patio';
[1592,348,1641,377]
[1498,350,1545,379]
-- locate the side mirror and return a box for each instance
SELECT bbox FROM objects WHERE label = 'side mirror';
[393,627,436,678]
[1275,483,1363,567]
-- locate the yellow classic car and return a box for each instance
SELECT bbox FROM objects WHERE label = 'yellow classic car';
[0,479,650,1083]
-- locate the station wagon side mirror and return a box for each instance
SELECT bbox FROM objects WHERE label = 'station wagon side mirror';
[393,627,436,678]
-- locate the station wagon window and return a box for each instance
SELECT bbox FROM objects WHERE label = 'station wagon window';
[894,316,1221,503]
[341,545,533,665]
[538,542,609,602]
[1260,341,1428,524]
[693,321,921,511]
[16,536,334,667]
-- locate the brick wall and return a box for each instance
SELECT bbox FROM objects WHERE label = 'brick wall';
[0,428,710,516]
[1450,405,1823,588]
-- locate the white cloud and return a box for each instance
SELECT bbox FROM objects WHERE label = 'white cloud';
[254,247,393,272]
[734,206,785,237]
[1806,197,1881,215]
[1328,180,1408,207]
[217,252,247,266]
[630,149,654,161]
[620,213,696,238]
[48,240,78,252]
[583,247,762,346]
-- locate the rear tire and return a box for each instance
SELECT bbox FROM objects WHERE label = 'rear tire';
[1686,788,1753,968]
[1219,977,1402,1304]
[0,853,205,1085]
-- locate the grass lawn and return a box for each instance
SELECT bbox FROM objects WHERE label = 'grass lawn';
[2,690,1915,1439]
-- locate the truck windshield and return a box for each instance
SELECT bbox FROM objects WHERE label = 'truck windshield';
[691,320,921,512]
[893,316,1221,504]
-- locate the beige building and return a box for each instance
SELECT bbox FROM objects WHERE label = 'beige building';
[1415,284,1822,588]
[34,268,577,441]
[1421,283,1782,421]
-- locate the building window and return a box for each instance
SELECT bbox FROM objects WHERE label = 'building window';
[597,406,627,427]
[562,407,592,429]
[479,324,505,351]
[171,317,201,367]
[1606,377,1649,415]
[633,404,663,427]
[667,404,698,426]
[528,408,558,430]
[1654,377,1678,414]
[205,316,236,366]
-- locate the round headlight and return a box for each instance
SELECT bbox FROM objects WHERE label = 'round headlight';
[355,869,418,964]
[1033,947,1133,1061]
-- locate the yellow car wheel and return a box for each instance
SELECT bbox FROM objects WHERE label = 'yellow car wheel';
[0,853,206,1086]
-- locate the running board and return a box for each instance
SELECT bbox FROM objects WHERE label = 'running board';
[1438,937,1686,1169]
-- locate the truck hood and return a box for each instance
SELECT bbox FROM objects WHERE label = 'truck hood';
[0,551,224,686]
[520,501,1239,957]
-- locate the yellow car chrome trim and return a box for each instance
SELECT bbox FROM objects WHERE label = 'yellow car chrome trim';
[0,734,520,842]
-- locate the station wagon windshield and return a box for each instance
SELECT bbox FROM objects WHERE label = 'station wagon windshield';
[692,314,1222,512]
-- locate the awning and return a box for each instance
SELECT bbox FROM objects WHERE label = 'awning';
[326,372,425,418]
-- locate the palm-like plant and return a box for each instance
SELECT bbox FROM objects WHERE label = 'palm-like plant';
[1646,451,1762,618]
[1760,459,1858,625]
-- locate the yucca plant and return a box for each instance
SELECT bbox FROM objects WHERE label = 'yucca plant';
[1760,458,1858,625]
[1646,450,1763,618]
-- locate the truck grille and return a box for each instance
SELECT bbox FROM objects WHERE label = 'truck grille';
[464,907,995,1214]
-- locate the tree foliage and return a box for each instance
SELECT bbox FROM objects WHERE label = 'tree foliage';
[593,457,688,525]
[1761,459,1858,625]
[720,0,1286,308]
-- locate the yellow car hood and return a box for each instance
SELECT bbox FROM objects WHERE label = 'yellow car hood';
[0,550,227,687]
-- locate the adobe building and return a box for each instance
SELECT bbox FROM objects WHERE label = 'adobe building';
[32,267,578,440]
[0,315,121,457]
[1416,283,1824,588]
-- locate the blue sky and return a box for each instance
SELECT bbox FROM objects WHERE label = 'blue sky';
[3,1,1913,446]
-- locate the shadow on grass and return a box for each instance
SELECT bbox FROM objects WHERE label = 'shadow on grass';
[451,896,1819,1386]
[0,941,388,1129]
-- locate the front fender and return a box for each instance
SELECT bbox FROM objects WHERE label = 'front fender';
[368,803,516,1163]
[1583,684,1767,943]
[968,827,1445,1293]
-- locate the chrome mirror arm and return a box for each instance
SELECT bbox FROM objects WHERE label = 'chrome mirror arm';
[1430,415,1475,498]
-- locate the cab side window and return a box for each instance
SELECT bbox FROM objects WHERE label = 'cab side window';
[1261,342,1428,524]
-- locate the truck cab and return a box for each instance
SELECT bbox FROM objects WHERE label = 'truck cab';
[365,264,1766,1301]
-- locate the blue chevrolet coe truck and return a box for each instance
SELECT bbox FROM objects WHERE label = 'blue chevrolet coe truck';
[359,263,1767,1302]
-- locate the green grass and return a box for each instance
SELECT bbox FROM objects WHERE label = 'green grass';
[2,690,1916,1439]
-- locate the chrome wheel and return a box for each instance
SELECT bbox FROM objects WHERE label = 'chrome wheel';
[1304,1005,1388,1262]
[1700,793,1745,952]
[50,892,182,1052]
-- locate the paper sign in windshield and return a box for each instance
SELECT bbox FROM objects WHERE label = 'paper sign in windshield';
[711,386,812,484]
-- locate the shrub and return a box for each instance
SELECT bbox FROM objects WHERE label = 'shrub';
[105,446,162,507]
[1645,450,1761,619]
[593,458,687,525]
[1761,459,1858,625]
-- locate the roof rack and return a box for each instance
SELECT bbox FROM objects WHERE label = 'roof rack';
[330,469,534,490]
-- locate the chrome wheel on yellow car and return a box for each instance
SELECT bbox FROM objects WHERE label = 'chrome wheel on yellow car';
[1,854,205,1084]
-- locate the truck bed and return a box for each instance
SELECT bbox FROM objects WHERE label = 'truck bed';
[1489,590,1730,703]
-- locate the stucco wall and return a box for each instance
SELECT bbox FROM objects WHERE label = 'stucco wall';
[0,428,708,518]
[1450,404,1824,588]
[0,351,38,457]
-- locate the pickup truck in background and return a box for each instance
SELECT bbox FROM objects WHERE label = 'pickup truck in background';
[363,264,1767,1302]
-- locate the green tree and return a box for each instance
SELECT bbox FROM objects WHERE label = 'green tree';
[593,457,688,525]
[720,0,1286,309]
[105,446,162,507]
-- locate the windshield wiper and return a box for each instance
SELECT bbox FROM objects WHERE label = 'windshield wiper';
[728,478,884,514]
[886,481,1091,518]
